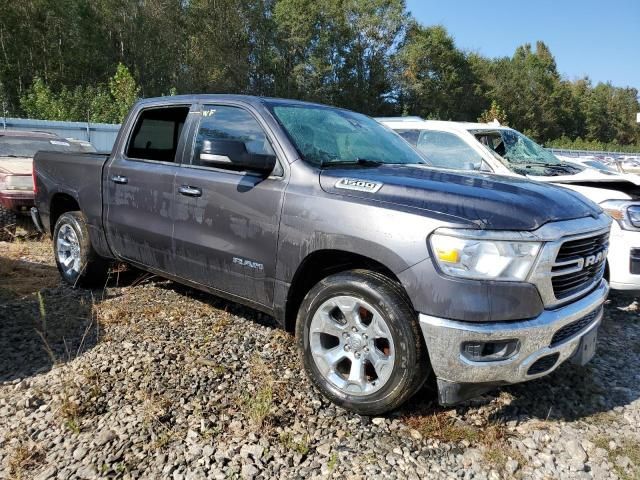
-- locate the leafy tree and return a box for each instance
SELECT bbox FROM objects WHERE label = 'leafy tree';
[478,101,508,125]
[396,24,484,120]
[273,0,406,114]
[109,63,140,122]
[1,1,638,149]
[20,64,139,123]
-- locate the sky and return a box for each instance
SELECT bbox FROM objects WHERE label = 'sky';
[406,0,640,91]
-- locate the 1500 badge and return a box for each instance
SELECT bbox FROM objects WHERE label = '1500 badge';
[335,178,383,193]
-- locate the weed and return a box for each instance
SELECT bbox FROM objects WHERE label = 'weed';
[152,431,176,450]
[7,438,44,479]
[328,452,338,471]
[279,432,310,455]
[585,411,619,427]
[244,385,273,427]
[404,412,480,443]
[593,435,640,480]
[483,443,526,476]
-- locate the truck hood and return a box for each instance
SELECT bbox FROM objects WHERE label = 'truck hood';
[530,168,640,186]
[0,156,33,175]
[527,169,640,201]
[319,165,601,231]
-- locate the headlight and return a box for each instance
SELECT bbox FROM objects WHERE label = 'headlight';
[1,175,33,191]
[600,200,640,230]
[429,231,541,281]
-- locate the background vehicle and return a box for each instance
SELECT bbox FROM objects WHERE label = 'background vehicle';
[0,130,94,241]
[33,96,610,414]
[381,118,640,292]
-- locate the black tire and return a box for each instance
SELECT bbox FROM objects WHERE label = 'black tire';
[53,211,109,287]
[296,269,430,415]
[0,204,17,242]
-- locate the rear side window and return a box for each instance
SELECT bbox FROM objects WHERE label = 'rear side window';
[414,130,484,170]
[126,106,190,162]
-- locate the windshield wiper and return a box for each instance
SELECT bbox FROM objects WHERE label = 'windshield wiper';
[323,158,384,168]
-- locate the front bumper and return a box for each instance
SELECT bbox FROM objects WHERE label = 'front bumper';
[419,279,608,404]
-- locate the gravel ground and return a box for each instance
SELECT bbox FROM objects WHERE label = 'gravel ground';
[0,239,639,480]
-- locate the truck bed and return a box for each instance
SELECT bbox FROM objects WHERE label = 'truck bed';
[33,150,110,236]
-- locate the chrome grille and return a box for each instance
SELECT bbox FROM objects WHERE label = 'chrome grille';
[551,233,609,300]
[555,233,609,261]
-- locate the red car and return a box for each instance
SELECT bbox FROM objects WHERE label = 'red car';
[0,130,94,241]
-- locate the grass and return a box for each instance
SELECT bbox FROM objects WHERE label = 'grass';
[328,452,338,472]
[404,411,527,474]
[0,238,59,301]
[593,435,640,480]
[57,366,105,433]
[404,411,480,443]
[279,432,310,455]
[243,385,274,427]
[6,437,44,479]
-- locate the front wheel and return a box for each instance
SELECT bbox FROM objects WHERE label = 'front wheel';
[296,269,430,415]
[53,211,109,287]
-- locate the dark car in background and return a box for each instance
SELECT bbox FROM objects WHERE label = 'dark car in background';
[0,130,94,241]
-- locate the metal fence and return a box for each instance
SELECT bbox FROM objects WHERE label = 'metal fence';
[1,117,120,152]
[550,148,640,160]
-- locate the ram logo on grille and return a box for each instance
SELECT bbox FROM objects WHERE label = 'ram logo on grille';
[335,178,383,193]
[584,250,607,268]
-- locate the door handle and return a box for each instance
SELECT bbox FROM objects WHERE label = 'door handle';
[111,175,128,184]
[179,185,202,197]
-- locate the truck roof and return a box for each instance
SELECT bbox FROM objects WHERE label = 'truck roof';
[136,94,340,110]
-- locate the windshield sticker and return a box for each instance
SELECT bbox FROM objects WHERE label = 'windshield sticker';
[335,178,383,193]
[49,140,70,146]
[202,109,216,117]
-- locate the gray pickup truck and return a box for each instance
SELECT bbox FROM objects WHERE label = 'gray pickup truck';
[33,95,611,414]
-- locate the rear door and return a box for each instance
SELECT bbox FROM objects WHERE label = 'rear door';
[172,103,287,307]
[104,104,192,272]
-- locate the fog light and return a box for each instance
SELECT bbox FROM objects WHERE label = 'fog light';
[461,340,519,362]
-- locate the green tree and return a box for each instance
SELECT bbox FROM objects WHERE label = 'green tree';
[396,24,484,120]
[109,63,140,122]
[273,0,406,114]
[478,101,508,125]
[20,64,139,123]
[471,41,575,142]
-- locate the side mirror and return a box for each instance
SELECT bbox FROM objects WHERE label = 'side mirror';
[199,139,276,176]
[479,160,493,172]
[461,161,478,171]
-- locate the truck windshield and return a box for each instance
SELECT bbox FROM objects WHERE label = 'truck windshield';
[268,104,428,167]
[472,129,564,166]
[0,137,87,157]
[471,129,585,176]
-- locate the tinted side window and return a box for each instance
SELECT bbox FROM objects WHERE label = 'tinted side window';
[416,131,483,170]
[193,105,275,170]
[126,106,190,162]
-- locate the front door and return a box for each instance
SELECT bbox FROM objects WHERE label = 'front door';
[104,104,191,272]
[173,103,286,307]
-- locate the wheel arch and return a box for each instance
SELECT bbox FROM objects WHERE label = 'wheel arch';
[283,249,411,333]
[49,193,80,234]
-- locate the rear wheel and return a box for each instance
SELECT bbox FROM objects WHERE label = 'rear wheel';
[0,205,17,242]
[296,269,430,415]
[53,212,109,287]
